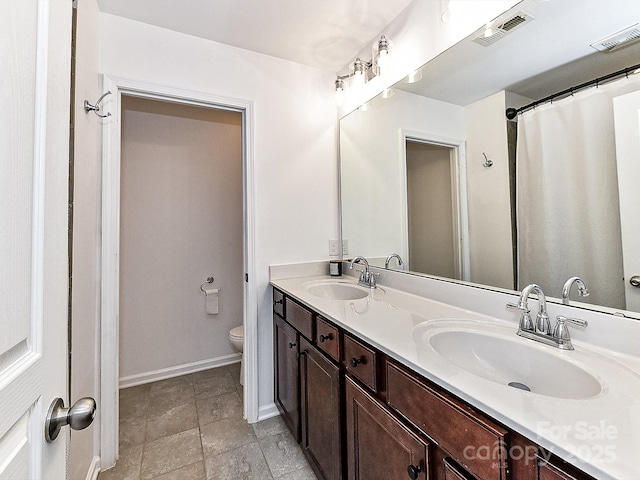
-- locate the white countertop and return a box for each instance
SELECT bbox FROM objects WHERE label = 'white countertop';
[271,274,640,480]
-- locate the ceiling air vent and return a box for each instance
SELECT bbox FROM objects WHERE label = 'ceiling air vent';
[473,11,534,47]
[591,24,640,52]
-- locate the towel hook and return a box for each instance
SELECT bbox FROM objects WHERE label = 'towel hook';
[482,152,494,168]
[200,277,214,293]
[84,91,112,118]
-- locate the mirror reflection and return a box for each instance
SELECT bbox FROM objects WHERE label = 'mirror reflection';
[340,0,640,317]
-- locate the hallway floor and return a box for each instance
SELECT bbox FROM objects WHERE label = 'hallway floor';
[98,363,317,480]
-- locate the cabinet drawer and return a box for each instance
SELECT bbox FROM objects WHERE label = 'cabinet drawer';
[444,458,475,480]
[273,288,284,317]
[538,455,595,480]
[285,298,313,340]
[386,362,508,480]
[344,335,377,391]
[316,316,340,362]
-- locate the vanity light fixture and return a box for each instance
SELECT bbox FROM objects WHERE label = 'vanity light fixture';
[334,35,393,105]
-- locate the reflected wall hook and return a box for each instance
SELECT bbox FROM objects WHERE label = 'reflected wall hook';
[482,152,494,168]
[84,91,112,118]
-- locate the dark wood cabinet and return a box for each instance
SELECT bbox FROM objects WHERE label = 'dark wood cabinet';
[272,286,595,480]
[345,375,429,480]
[274,314,300,441]
[300,336,342,480]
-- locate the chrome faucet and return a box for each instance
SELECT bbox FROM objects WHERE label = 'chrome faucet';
[507,283,550,334]
[349,256,378,289]
[384,253,403,270]
[562,276,589,305]
[507,283,587,350]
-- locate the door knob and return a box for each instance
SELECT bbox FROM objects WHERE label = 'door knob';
[630,276,640,288]
[45,397,96,442]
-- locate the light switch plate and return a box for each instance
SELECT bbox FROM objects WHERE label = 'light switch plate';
[342,239,348,255]
[329,239,339,256]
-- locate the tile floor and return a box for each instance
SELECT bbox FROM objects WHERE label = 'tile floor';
[98,363,317,480]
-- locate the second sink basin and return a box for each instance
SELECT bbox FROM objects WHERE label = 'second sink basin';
[303,280,371,300]
[414,320,603,400]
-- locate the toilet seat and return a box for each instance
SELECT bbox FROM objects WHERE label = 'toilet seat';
[229,325,243,340]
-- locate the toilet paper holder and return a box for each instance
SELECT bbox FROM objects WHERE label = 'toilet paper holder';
[200,277,216,293]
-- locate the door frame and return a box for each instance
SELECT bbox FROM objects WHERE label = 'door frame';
[99,75,257,467]
[399,130,470,281]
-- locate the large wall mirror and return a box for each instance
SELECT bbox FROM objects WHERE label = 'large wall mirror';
[340,0,640,319]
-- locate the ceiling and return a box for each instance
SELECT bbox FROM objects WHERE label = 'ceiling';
[397,0,640,106]
[96,0,415,72]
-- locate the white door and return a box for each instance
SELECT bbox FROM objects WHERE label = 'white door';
[0,0,73,478]
[613,90,640,312]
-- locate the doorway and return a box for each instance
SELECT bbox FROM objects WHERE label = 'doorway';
[119,96,243,384]
[100,77,257,468]
[400,133,469,281]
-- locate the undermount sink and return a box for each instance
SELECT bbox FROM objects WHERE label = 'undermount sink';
[414,321,603,400]
[303,281,371,300]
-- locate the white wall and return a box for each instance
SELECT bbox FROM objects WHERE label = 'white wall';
[99,14,338,410]
[70,0,101,477]
[464,91,513,289]
[340,90,464,261]
[119,97,243,380]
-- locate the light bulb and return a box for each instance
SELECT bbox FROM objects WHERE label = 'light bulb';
[335,78,345,106]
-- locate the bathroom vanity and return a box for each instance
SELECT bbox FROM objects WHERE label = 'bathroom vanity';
[271,267,640,480]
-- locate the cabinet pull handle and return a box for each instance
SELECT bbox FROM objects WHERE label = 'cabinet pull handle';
[289,342,296,349]
[274,299,283,305]
[350,357,362,368]
[319,334,332,343]
[407,464,422,479]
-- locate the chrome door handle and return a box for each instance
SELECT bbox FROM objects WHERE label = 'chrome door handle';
[630,276,640,288]
[45,397,96,442]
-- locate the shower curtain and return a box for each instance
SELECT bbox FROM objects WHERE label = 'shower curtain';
[516,75,640,309]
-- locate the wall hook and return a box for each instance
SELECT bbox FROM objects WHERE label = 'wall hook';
[482,152,494,168]
[84,91,112,118]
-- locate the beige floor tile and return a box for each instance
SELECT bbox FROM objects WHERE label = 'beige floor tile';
[200,416,257,458]
[140,427,203,479]
[150,375,193,394]
[189,366,233,383]
[147,383,196,417]
[193,375,237,400]
[204,442,273,480]
[196,392,242,426]
[259,432,308,478]
[98,444,143,480]
[145,402,199,442]
[120,415,147,450]
[252,416,288,440]
[120,383,153,402]
[151,461,206,480]
[275,465,318,480]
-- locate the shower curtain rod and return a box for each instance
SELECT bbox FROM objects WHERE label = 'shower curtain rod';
[505,62,640,119]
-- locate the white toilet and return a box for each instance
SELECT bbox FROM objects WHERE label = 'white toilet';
[228,325,244,385]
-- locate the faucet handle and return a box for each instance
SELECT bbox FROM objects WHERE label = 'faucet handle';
[506,302,529,313]
[552,315,588,349]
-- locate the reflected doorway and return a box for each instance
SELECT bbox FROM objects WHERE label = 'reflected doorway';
[403,138,467,280]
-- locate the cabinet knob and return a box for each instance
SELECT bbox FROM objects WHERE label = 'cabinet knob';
[350,357,362,368]
[319,333,332,343]
[407,464,422,479]
[289,342,296,349]
[274,299,283,305]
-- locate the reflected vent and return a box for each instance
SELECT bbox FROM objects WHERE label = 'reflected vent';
[473,11,534,47]
[591,24,640,52]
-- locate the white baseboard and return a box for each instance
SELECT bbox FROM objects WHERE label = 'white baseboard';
[85,456,100,480]
[257,402,280,422]
[119,353,241,389]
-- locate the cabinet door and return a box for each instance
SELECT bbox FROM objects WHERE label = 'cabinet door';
[274,315,300,441]
[300,337,342,480]
[345,376,428,480]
